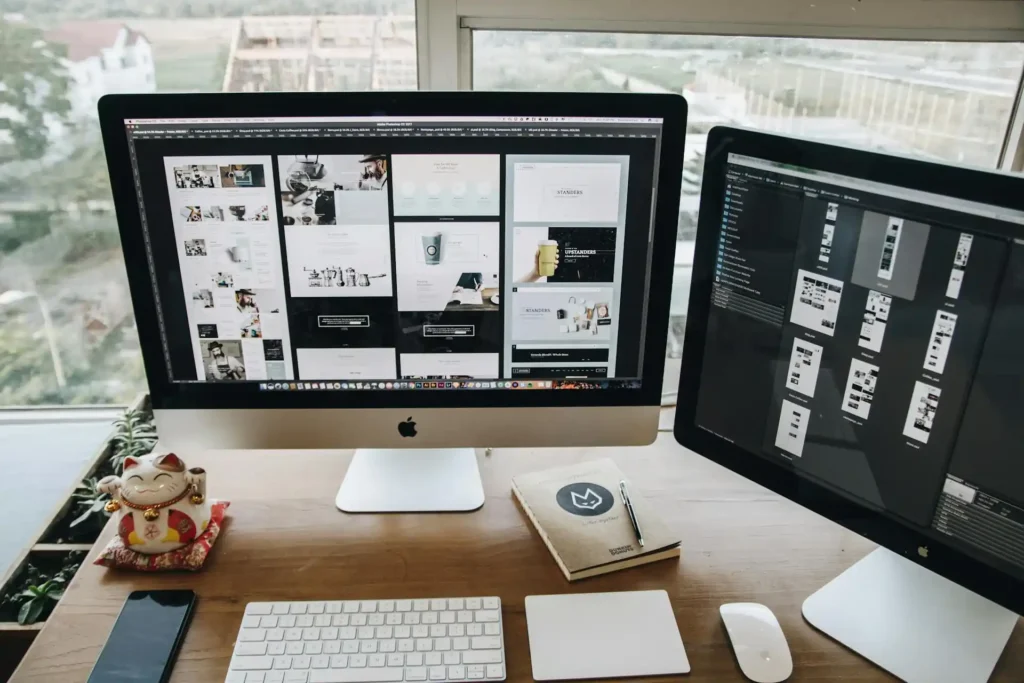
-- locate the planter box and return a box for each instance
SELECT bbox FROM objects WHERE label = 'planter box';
[0,393,152,673]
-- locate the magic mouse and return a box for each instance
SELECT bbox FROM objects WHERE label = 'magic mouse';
[720,603,793,682]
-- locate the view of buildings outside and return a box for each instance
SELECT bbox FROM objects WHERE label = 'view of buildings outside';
[1,9,1021,406]
[0,2,415,406]
[473,31,1024,364]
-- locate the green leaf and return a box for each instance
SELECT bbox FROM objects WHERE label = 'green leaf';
[19,599,44,625]
[47,590,64,602]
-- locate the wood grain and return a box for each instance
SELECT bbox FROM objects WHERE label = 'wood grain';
[9,431,1023,682]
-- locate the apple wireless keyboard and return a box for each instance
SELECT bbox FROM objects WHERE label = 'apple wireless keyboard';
[226,597,506,683]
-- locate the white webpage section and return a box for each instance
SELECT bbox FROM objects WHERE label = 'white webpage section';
[296,348,397,380]
[400,353,499,379]
[284,225,392,297]
[790,270,844,336]
[946,233,973,299]
[903,381,941,443]
[512,162,621,223]
[393,155,500,216]
[785,338,822,398]
[166,155,294,381]
[512,287,614,342]
[393,222,500,312]
[842,359,879,420]
[924,310,957,375]
[858,290,891,352]
[774,399,810,458]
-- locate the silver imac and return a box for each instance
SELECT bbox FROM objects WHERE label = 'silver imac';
[99,92,686,513]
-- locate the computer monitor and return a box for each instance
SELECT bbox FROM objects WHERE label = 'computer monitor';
[99,93,685,512]
[675,126,1024,683]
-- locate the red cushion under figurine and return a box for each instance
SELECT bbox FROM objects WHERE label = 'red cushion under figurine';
[94,501,230,571]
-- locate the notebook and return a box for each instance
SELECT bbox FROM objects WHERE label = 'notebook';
[511,458,681,581]
[525,590,690,680]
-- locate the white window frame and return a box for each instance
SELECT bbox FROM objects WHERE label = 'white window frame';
[416,0,1024,170]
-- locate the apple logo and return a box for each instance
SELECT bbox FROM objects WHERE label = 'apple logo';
[398,417,417,438]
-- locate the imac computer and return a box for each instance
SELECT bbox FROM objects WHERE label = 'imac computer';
[98,93,686,513]
[676,126,1024,683]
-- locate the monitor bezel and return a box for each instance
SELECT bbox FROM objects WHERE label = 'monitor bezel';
[97,92,686,410]
[674,125,1024,616]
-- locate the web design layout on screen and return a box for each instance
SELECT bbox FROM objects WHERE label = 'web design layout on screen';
[696,153,1024,577]
[139,122,657,387]
[504,155,630,380]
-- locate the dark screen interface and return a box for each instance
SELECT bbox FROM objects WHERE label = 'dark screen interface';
[695,153,1024,580]
[123,116,664,392]
[88,591,193,682]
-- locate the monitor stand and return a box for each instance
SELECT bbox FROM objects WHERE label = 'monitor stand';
[335,449,485,513]
[803,548,1018,683]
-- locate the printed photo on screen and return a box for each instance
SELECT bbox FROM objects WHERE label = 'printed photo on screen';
[279,154,389,226]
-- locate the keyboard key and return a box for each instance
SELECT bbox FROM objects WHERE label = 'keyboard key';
[309,670,403,683]
[482,598,500,610]
[471,637,502,650]
[291,604,308,615]
[294,656,311,669]
[309,603,326,615]
[440,612,456,624]
[248,603,274,616]
[449,625,465,638]
[467,665,485,680]
[369,654,387,667]
[342,642,360,655]
[462,652,502,665]
[305,642,323,655]
[350,655,367,668]
[322,627,339,640]
[379,601,395,613]
[312,656,330,669]
[269,643,287,656]
[280,616,298,629]
[231,656,274,670]
[237,643,269,656]
[430,625,446,638]
[302,628,321,641]
[267,629,285,642]
[404,613,421,625]
[360,641,378,654]
[241,629,268,642]
[287,643,304,656]
[267,673,286,683]
[435,637,451,651]
[324,642,342,655]
[297,616,314,628]
[413,600,430,612]
[326,602,343,614]
[406,653,424,667]
[285,673,308,683]
[385,613,402,626]
[315,615,331,627]
[246,673,267,683]
[244,616,264,629]
[273,656,293,670]
[273,604,291,616]
[333,615,350,627]
[465,599,482,611]
[474,611,499,623]
[416,639,432,652]
[448,665,466,681]
[351,615,368,627]
[457,612,474,624]
[483,624,500,637]
[377,627,393,640]
[339,628,356,640]
[330,655,349,668]
[379,639,396,652]
[343,602,360,614]
[395,626,411,639]
[431,600,447,611]
[413,626,429,639]
[449,599,464,611]
[396,600,413,612]
[467,624,483,637]
[405,667,427,681]
[387,653,404,667]
[443,652,459,666]
[429,666,447,681]
[361,601,378,613]
[425,653,442,667]
[261,616,280,629]
[285,630,303,642]
[422,613,439,625]
[358,627,375,640]
[485,664,503,679]
[369,614,385,626]
[453,637,469,651]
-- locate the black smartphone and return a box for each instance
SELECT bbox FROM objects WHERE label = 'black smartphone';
[87,590,197,683]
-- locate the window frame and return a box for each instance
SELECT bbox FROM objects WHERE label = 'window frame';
[416,0,1024,170]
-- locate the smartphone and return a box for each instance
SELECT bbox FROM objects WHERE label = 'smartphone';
[87,590,197,683]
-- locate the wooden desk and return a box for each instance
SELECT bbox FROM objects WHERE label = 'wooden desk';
[10,433,1024,682]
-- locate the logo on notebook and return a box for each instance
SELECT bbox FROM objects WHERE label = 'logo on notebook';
[555,482,614,517]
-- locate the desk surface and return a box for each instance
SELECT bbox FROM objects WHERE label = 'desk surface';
[11,433,1024,682]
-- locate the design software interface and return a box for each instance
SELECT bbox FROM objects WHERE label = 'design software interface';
[124,116,664,391]
[695,153,1024,580]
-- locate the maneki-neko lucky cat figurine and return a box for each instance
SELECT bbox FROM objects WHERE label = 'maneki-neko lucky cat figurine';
[97,453,212,555]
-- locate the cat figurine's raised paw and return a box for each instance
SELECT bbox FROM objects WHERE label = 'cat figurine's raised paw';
[98,452,212,554]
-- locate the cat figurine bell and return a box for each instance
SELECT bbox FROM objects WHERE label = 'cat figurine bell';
[97,453,212,555]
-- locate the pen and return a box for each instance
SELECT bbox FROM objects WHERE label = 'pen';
[619,480,645,548]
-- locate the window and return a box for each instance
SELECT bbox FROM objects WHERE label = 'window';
[0,4,416,406]
[472,30,1024,392]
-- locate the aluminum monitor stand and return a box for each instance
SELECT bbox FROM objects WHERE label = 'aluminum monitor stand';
[803,548,1018,683]
[336,448,485,513]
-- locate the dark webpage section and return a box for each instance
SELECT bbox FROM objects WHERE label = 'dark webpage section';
[132,135,657,383]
